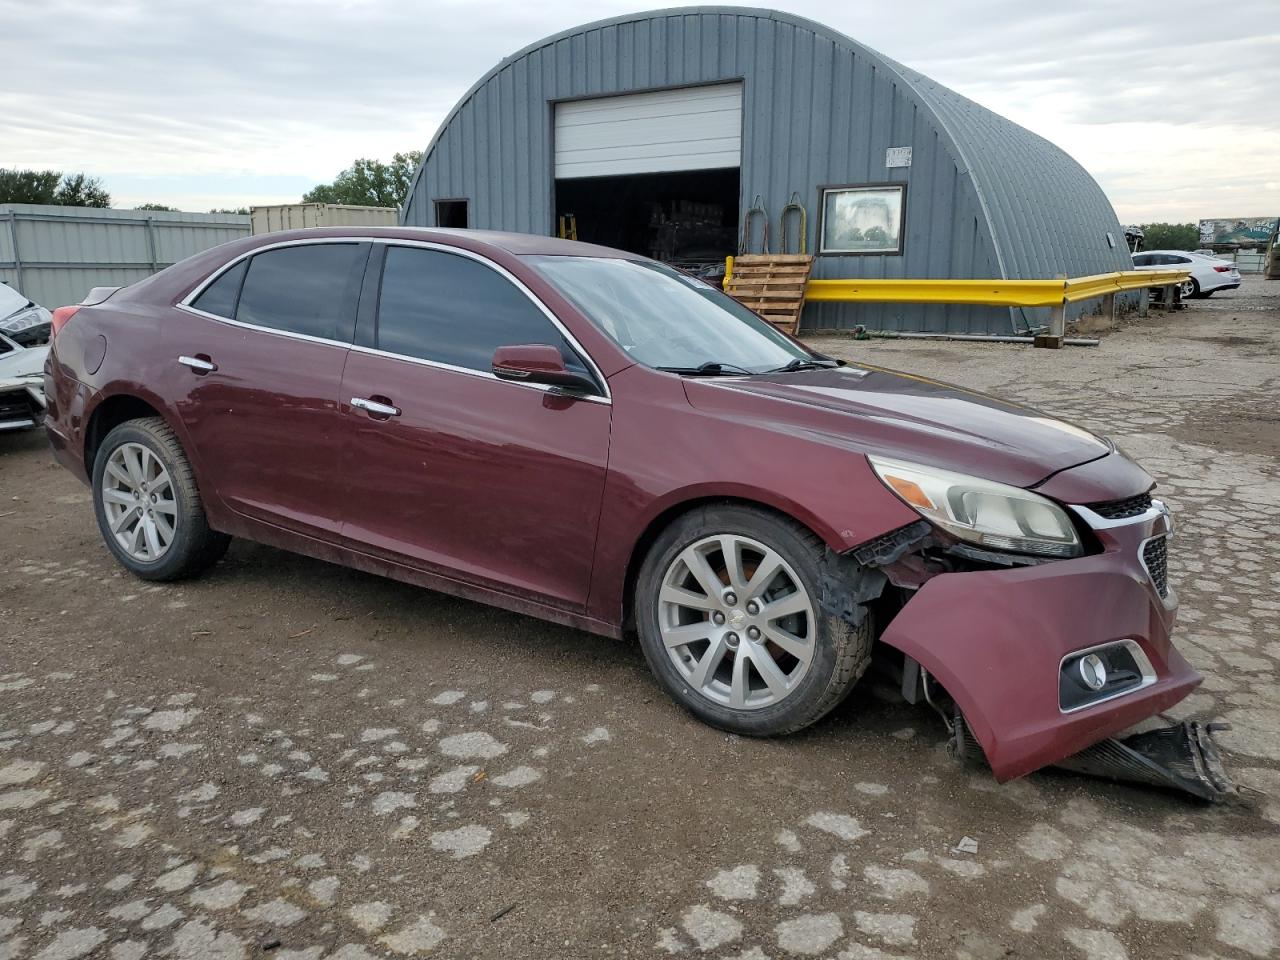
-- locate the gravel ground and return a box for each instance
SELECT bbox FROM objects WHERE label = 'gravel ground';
[1,277,1277,960]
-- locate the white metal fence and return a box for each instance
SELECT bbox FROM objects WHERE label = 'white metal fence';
[1227,249,1267,274]
[0,204,250,309]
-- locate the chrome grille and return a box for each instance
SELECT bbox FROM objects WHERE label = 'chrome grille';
[1143,536,1169,598]
[1090,492,1153,520]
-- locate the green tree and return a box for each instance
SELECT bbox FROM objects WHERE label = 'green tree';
[0,168,63,204]
[209,207,250,215]
[53,172,111,207]
[302,151,423,208]
[0,168,112,207]
[135,202,179,211]
[1138,222,1199,251]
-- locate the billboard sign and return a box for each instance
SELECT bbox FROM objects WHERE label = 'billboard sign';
[1198,217,1279,246]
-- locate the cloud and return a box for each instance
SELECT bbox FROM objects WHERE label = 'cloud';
[2,0,1276,221]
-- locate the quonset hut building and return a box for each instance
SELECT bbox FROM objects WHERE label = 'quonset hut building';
[402,7,1132,334]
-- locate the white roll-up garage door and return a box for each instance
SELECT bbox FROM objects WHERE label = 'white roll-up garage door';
[554,83,743,179]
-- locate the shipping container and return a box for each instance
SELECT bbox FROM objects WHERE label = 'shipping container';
[0,204,250,310]
[250,203,399,235]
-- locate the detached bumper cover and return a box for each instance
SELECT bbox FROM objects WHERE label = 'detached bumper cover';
[879,504,1198,782]
[1053,720,1236,801]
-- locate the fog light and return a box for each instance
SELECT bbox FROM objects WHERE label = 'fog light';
[1078,654,1107,691]
[1059,640,1155,713]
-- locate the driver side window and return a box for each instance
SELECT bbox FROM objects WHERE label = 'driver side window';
[375,246,589,377]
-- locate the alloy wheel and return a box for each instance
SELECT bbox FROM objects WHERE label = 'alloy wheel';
[100,442,178,561]
[658,534,816,710]
[1179,279,1196,298]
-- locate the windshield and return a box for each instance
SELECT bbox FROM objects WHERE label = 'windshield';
[526,256,812,374]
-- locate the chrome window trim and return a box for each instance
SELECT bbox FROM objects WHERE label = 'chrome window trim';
[177,235,611,403]
[344,342,611,405]
[175,303,357,350]
[1058,638,1157,715]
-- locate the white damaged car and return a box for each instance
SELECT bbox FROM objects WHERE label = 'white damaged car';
[0,281,52,345]
[0,329,48,432]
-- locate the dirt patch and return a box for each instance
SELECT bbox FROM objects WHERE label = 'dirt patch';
[1173,404,1280,457]
[1195,334,1276,351]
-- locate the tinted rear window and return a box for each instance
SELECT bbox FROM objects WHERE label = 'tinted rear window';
[236,244,362,341]
[192,260,247,318]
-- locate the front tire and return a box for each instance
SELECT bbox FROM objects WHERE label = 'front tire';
[635,504,874,736]
[92,417,230,581]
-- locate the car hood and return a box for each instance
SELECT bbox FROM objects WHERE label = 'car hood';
[683,364,1114,489]
[0,284,30,318]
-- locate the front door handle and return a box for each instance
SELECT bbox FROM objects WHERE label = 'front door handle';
[178,355,217,373]
[351,396,401,418]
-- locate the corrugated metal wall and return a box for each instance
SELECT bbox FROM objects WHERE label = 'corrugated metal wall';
[404,7,1132,335]
[0,205,250,309]
[895,67,1135,328]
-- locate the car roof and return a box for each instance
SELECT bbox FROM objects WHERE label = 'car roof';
[241,226,639,260]
[1141,249,1213,258]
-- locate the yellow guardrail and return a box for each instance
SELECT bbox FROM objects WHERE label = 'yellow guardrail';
[800,269,1190,307]
[721,259,1190,346]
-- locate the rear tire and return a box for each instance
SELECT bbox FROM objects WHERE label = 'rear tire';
[635,504,874,736]
[1179,278,1200,299]
[92,417,230,581]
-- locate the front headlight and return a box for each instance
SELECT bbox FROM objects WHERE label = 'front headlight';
[869,456,1083,558]
[0,309,41,334]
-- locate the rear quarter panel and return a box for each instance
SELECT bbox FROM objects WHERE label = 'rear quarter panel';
[47,300,223,516]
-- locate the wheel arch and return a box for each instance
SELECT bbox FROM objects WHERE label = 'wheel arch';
[83,388,201,485]
[617,492,837,636]
[84,392,168,476]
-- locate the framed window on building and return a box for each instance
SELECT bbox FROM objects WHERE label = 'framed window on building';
[817,184,906,255]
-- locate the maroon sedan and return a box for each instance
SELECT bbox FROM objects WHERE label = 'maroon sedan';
[43,228,1200,784]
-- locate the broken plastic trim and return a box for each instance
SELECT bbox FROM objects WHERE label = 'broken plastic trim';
[817,547,886,628]
[950,712,1237,802]
[1051,720,1237,803]
[850,520,933,567]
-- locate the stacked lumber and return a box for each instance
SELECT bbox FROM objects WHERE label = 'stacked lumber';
[723,254,814,334]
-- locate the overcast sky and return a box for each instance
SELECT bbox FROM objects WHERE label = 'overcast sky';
[2,0,1277,223]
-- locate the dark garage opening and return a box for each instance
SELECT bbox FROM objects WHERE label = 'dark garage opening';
[434,199,469,228]
[554,168,739,279]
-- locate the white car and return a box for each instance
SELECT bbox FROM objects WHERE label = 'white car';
[0,281,52,345]
[1131,250,1242,298]
[0,329,48,432]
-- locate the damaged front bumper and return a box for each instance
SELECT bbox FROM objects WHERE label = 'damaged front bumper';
[877,499,1204,783]
[0,377,46,432]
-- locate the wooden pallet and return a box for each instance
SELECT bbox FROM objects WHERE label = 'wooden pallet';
[724,254,814,334]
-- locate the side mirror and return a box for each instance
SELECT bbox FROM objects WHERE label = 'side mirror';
[491,344,598,394]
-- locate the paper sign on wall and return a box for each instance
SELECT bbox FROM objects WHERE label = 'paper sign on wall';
[885,146,912,168]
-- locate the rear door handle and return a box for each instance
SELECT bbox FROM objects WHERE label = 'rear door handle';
[351,396,401,418]
[178,355,217,373]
